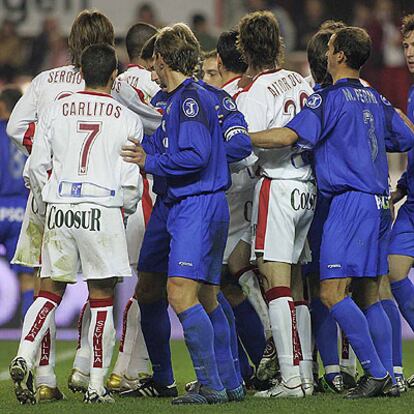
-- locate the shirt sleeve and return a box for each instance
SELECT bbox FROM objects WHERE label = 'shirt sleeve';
[144,92,211,177]
[120,161,142,216]
[6,77,39,155]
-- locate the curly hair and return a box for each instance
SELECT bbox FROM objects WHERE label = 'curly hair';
[237,11,284,70]
[402,14,414,38]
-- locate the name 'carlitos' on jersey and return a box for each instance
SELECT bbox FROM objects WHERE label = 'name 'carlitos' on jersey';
[288,78,414,198]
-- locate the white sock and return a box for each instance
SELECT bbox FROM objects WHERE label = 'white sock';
[35,316,57,388]
[18,292,60,370]
[125,299,150,378]
[267,288,301,387]
[340,329,357,377]
[88,298,116,394]
[238,268,272,339]
[296,302,313,384]
[73,301,91,374]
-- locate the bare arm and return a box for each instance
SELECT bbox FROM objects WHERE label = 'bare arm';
[249,127,299,149]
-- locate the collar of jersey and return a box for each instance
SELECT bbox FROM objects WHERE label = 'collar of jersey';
[78,90,113,98]
[127,64,145,70]
[165,77,193,97]
[335,78,362,86]
[222,75,242,89]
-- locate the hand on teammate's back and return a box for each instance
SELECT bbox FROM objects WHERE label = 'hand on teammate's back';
[121,137,147,169]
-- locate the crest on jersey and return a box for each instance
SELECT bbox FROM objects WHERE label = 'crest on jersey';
[222,96,237,112]
[182,98,199,117]
[380,95,392,106]
[306,94,322,109]
[162,137,169,148]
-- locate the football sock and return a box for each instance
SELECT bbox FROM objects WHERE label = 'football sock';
[178,304,223,391]
[89,298,115,394]
[238,338,254,380]
[21,289,34,319]
[267,287,302,387]
[237,267,272,338]
[35,317,57,388]
[296,302,313,384]
[233,298,266,367]
[364,302,395,382]
[330,297,387,379]
[217,292,242,384]
[17,291,61,370]
[140,299,174,386]
[381,299,403,377]
[208,304,240,390]
[310,298,340,379]
[391,277,414,332]
[73,301,91,374]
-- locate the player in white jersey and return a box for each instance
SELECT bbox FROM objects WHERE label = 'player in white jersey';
[6,10,115,403]
[237,11,315,398]
[106,22,163,393]
[9,43,143,405]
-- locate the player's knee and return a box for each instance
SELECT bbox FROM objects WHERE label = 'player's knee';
[167,278,198,314]
[320,285,341,309]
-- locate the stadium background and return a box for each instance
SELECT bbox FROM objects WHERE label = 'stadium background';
[1,2,414,410]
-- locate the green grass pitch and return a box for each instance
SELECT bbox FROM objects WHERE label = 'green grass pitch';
[1,340,414,413]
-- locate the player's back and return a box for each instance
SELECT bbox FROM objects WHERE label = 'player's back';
[38,91,142,207]
[237,69,314,181]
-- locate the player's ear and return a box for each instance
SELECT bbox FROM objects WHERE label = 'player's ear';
[337,50,346,65]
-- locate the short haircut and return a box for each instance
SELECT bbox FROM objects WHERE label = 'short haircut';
[402,14,414,38]
[332,27,371,70]
[81,43,117,88]
[141,35,157,61]
[0,87,22,113]
[154,23,200,76]
[217,30,247,74]
[319,19,347,32]
[238,11,284,70]
[68,10,115,67]
[307,30,333,84]
[126,22,158,60]
[192,14,206,27]
[203,49,217,60]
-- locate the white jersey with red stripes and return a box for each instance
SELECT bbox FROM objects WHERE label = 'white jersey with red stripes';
[29,90,143,211]
[7,65,85,155]
[236,68,314,181]
[222,75,242,97]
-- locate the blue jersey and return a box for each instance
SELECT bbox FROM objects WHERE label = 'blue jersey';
[150,90,169,113]
[0,120,28,198]
[397,85,414,200]
[288,78,414,198]
[143,78,229,202]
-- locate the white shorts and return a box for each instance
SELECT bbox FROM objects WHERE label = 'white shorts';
[251,178,316,264]
[41,203,131,283]
[12,192,45,268]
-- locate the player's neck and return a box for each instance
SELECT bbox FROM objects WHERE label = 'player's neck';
[84,85,112,95]
[245,64,278,79]
[220,71,241,86]
[332,67,360,84]
[165,71,188,93]
[130,57,146,68]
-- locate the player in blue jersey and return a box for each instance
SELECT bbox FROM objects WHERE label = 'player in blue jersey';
[249,27,414,398]
[121,23,250,405]
[388,14,414,389]
[0,88,34,319]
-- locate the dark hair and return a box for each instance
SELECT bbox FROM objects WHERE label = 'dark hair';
[68,10,114,67]
[332,27,371,70]
[238,11,284,70]
[402,14,414,38]
[319,19,347,32]
[154,23,200,76]
[141,35,157,61]
[307,30,333,84]
[192,14,206,27]
[217,30,247,74]
[0,87,22,112]
[81,43,117,88]
[126,22,158,60]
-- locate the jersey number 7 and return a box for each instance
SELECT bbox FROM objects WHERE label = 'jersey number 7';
[77,121,102,175]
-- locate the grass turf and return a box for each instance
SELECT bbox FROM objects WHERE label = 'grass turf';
[0,340,414,413]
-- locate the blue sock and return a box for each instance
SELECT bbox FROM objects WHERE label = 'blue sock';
[391,277,414,332]
[330,297,387,379]
[208,304,240,390]
[178,304,223,391]
[139,299,174,386]
[21,289,34,318]
[217,292,242,384]
[381,299,403,375]
[364,302,395,383]
[310,298,340,380]
[233,298,266,367]
[237,337,254,380]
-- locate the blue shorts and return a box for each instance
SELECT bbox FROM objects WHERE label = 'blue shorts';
[139,192,229,285]
[320,191,391,280]
[0,196,33,274]
[388,200,414,257]
[302,194,331,277]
